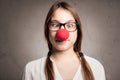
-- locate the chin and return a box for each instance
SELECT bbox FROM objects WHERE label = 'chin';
[53,45,73,52]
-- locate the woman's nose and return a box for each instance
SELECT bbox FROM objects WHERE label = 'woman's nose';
[60,25,65,29]
[56,29,69,41]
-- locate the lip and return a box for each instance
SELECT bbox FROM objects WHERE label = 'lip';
[55,39,63,42]
[55,38,69,42]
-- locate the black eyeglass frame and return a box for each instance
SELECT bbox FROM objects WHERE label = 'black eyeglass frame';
[48,21,78,32]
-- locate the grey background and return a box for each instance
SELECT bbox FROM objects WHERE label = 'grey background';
[0,0,120,80]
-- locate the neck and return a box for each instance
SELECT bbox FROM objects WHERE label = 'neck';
[51,48,78,61]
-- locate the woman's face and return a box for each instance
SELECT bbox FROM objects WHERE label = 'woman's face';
[49,8,77,52]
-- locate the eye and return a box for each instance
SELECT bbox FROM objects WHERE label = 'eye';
[50,23,56,27]
[66,23,76,28]
[50,23,59,27]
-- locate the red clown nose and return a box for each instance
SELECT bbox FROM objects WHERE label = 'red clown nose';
[56,29,69,41]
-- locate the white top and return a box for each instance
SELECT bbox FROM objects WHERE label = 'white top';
[23,56,106,80]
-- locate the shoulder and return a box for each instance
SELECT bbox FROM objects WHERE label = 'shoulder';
[26,57,46,66]
[84,55,103,68]
[84,55,106,80]
[25,57,47,72]
[23,57,47,80]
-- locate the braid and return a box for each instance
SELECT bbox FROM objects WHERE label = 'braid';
[44,51,55,80]
[79,52,95,80]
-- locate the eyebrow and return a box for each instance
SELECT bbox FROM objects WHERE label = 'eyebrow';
[51,20,75,23]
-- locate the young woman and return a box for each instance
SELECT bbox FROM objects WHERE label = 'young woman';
[23,1,105,80]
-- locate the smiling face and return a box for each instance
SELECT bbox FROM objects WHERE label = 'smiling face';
[49,8,77,52]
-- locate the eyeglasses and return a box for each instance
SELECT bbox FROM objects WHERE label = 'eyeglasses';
[49,20,77,32]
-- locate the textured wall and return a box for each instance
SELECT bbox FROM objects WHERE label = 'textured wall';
[0,0,120,80]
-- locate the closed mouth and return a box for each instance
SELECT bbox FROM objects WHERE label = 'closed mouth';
[55,39,63,42]
[55,38,69,42]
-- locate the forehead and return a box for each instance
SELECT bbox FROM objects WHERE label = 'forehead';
[51,8,75,23]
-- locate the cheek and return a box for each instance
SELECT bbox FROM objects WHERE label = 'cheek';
[69,31,77,42]
[49,32,56,42]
